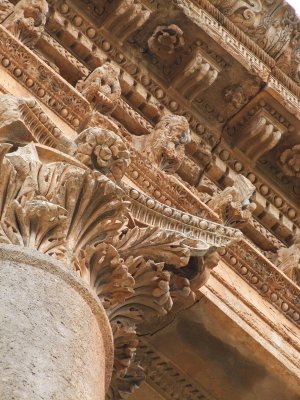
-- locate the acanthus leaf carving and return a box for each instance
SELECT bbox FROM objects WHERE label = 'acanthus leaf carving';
[0,105,242,400]
[115,226,190,267]
[0,142,128,263]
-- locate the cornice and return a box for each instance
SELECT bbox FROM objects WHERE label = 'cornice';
[2,0,299,328]
[185,0,300,98]
[46,0,300,234]
[0,24,91,129]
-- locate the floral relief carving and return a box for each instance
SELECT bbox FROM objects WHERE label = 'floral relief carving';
[280,144,300,178]
[3,0,49,48]
[148,24,185,59]
[75,127,131,183]
[0,130,240,399]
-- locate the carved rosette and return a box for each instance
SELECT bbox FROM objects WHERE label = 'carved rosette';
[0,95,242,399]
[148,24,185,59]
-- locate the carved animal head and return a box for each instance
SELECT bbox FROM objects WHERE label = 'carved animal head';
[150,115,191,174]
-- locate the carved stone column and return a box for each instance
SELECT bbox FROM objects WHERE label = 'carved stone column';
[0,95,241,399]
[0,244,113,400]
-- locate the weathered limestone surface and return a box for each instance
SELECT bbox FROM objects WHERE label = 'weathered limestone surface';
[0,0,300,399]
[0,244,112,400]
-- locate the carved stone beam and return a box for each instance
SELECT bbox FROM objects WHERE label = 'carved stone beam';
[227,108,286,163]
[171,49,220,102]
[0,95,75,154]
[2,0,48,48]
[103,0,151,44]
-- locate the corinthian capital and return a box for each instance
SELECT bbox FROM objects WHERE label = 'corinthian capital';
[0,99,242,398]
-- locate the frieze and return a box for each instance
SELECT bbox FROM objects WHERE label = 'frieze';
[0,24,91,128]
[186,0,300,97]
[221,241,300,325]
